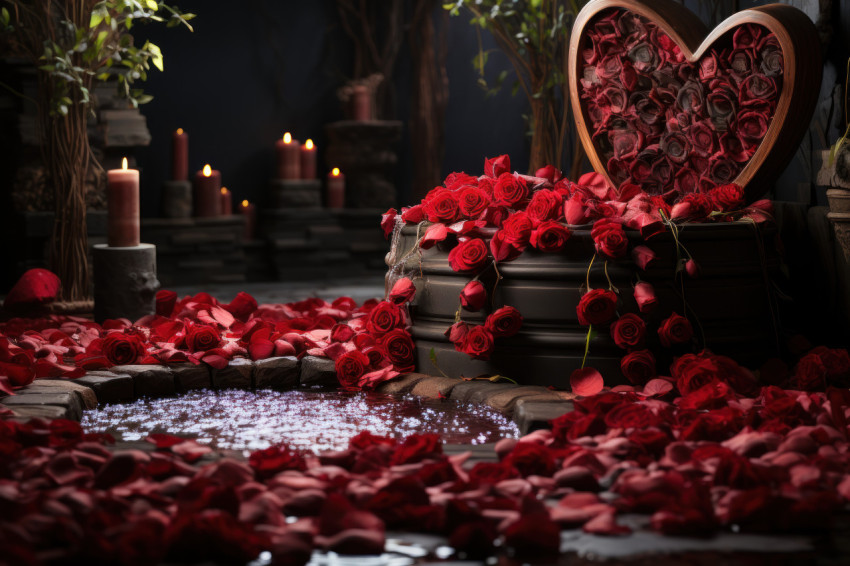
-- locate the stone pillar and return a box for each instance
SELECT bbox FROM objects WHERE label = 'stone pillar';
[93,243,159,322]
[161,180,192,218]
[324,120,402,209]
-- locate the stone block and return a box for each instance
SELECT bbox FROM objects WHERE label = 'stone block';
[8,405,73,421]
[74,373,134,404]
[482,386,563,416]
[213,358,254,389]
[254,356,300,389]
[29,379,98,410]
[2,392,82,421]
[171,363,212,392]
[299,356,337,387]
[375,373,429,396]
[513,400,575,436]
[113,365,175,398]
[410,376,462,399]
[448,382,517,406]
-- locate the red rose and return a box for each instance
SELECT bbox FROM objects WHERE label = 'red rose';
[610,313,646,349]
[657,312,693,347]
[423,188,459,223]
[530,221,571,252]
[457,185,491,219]
[620,349,656,385]
[576,289,618,326]
[736,110,770,149]
[249,444,305,479]
[484,154,511,179]
[484,306,523,338]
[460,280,486,311]
[809,346,850,384]
[493,173,529,208]
[609,129,643,161]
[535,165,562,183]
[791,353,828,391]
[155,289,178,317]
[381,208,398,239]
[401,204,425,224]
[526,189,563,224]
[633,281,656,313]
[391,433,442,465]
[739,73,777,105]
[444,171,478,191]
[505,442,556,477]
[564,193,589,225]
[379,328,416,373]
[388,277,416,305]
[447,238,490,273]
[660,132,690,164]
[335,350,371,387]
[591,219,628,259]
[708,183,745,212]
[458,326,495,360]
[185,325,222,352]
[366,301,405,336]
[670,192,713,221]
[500,212,533,246]
[444,321,469,344]
[102,332,146,365]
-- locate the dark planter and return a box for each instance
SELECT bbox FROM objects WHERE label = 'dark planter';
[387,222,780,387]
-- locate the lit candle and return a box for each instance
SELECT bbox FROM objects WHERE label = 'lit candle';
[193,164,222,217]
[300,138,317,180]
[240,199,256,240]
[275,132,301,180]
[107,157,140,247]
[220,186,233,216]
[327,167,345,209]
[171,128,189,181]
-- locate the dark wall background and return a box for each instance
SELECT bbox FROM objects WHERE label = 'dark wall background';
[135,0,529,216]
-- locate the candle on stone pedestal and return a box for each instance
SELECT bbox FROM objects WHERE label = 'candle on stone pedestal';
[300,139,317,180]
[107,157,140,247]
[240,199,256,241]
[351,85,372,121]
[171,128,189,181]
[220,187,233,215]
[193,164,221,217]
[275,132,301,180]
[327,167,345,209]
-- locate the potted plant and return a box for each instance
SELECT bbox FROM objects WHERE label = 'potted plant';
[1,1,193,302]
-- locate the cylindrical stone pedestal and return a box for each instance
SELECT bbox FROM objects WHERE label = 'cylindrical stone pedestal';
[93,243,160,322]
[162,181,192,218]
[269,179,322,208]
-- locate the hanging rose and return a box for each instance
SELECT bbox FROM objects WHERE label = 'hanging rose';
[576,289,618,326]
[458,326,495,360]
[610,313,646,350]
[657,312,694,347]
[484,306,523,338]
[633,282,657,313]
[388,278,416,305]
[459,281,487,311]
[620,349,656,385]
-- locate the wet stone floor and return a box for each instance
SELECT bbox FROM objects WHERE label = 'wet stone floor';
[81,389,520,453]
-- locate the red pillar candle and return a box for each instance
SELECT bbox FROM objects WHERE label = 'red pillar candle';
[107,157,140,247]
[171,128,189,181]
[220,186,233,215]
[193,164,222,217]
[351,85,372,121]
[240,199,256,240]
[300,139,317,180]
[327,167,345,209]
[275,132,301,180]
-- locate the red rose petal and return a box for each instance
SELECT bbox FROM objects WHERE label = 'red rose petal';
[570,367,605,396]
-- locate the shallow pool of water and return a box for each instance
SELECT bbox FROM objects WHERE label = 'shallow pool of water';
[81,389,520,452]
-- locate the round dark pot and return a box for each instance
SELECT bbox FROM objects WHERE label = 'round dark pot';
[387,221,780,387]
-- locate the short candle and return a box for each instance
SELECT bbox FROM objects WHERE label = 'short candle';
[240,199,256,241]
[220,186,233,216]
[171,128,189,181]
[327,167,345,209]
[300,138,317,180]
[276,132,301,180]
[193,163,222,217]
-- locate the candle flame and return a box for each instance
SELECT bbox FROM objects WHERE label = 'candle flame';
[242,200,249,207]
[283,132,292,144]
[176,128,184,135]
[203,164,212,177]
[332,167,340,176]
[221,187,228,195]
[305,139,314,150]
[122,157,128,170]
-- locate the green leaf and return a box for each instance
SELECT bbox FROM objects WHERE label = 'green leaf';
[145,0,159,10]
[145,41,164,72]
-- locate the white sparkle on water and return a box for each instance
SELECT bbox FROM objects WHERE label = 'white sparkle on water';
[81,389,519,453]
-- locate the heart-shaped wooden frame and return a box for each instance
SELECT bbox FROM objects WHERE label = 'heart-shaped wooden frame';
[568,0,822,202]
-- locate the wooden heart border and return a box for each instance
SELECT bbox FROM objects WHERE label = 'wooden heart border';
[568,0,822,202]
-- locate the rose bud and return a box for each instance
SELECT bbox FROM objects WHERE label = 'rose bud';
[631,245,656,270]
[685,259,700,278]
[633,282,657,313]
[460,280,487,311]
[657,312,694,347]
[388,277,416,305]
[444,321,469,344]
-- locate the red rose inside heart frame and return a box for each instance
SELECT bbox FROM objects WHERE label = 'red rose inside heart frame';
[578,8,783,196]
